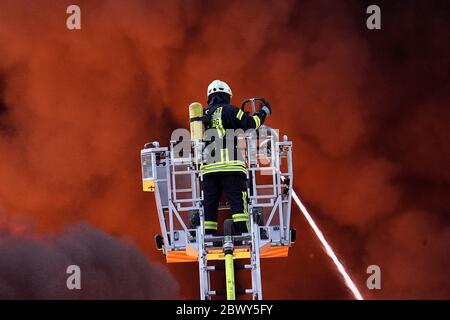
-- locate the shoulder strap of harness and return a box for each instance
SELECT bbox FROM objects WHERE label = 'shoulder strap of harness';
[202,104,222,128]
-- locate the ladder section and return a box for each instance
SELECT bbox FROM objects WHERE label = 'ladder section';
[198,216,262,300]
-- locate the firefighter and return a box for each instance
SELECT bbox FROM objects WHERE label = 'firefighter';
[201,80,271,235]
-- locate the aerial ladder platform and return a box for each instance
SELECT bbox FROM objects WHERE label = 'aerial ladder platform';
[140,98,295,300]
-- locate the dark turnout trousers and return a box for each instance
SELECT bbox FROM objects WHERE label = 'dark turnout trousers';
[202,172,249,235]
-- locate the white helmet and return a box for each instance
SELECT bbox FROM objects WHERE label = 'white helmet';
[207,80,232,97]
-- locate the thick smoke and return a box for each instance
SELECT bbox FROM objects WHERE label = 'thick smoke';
[0,220,178,299]
[0,0,448,299]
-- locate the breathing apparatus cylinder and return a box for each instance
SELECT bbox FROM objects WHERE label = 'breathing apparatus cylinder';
[189,102,204,140]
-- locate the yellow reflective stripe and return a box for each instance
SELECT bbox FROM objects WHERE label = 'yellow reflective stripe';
[233,212,249,222]
[201,167,247,175]
[242,191,248,216]
[220,120,225,137]
[241,191,250,229]
[201,161,246,169]
[232,213,248,219]
[220,148,230,163]
[236,109,244,120]
[202,164,246,171]
[253,115,261,129]
[202,168,247,174]
[201,166,246,173]
[201,157,247,174]
[215,107,225,138]
[204,221,218,230]
[202,160,245,165]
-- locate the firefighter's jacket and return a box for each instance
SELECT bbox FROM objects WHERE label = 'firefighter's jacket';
[201,98,267,176]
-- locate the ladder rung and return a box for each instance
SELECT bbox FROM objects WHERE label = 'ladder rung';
[249,195,276,199]
[173,171,196,175]
[173,199,199,203]
[209,289,253,296]
[207,265,224,271]
[207,264,251,271]
[242,264,253,270]
[208,290,225,296]
[174,189,193,193]
[256,184,276,189]
[237,289,254,294]
[235,264,252,270]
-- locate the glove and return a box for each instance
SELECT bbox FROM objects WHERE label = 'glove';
[259,100,272,116]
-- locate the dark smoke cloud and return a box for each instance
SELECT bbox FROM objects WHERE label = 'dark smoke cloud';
[0,221,179,299]
[0,0,448,299]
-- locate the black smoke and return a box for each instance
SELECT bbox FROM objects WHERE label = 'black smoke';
[0,222,179,299]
